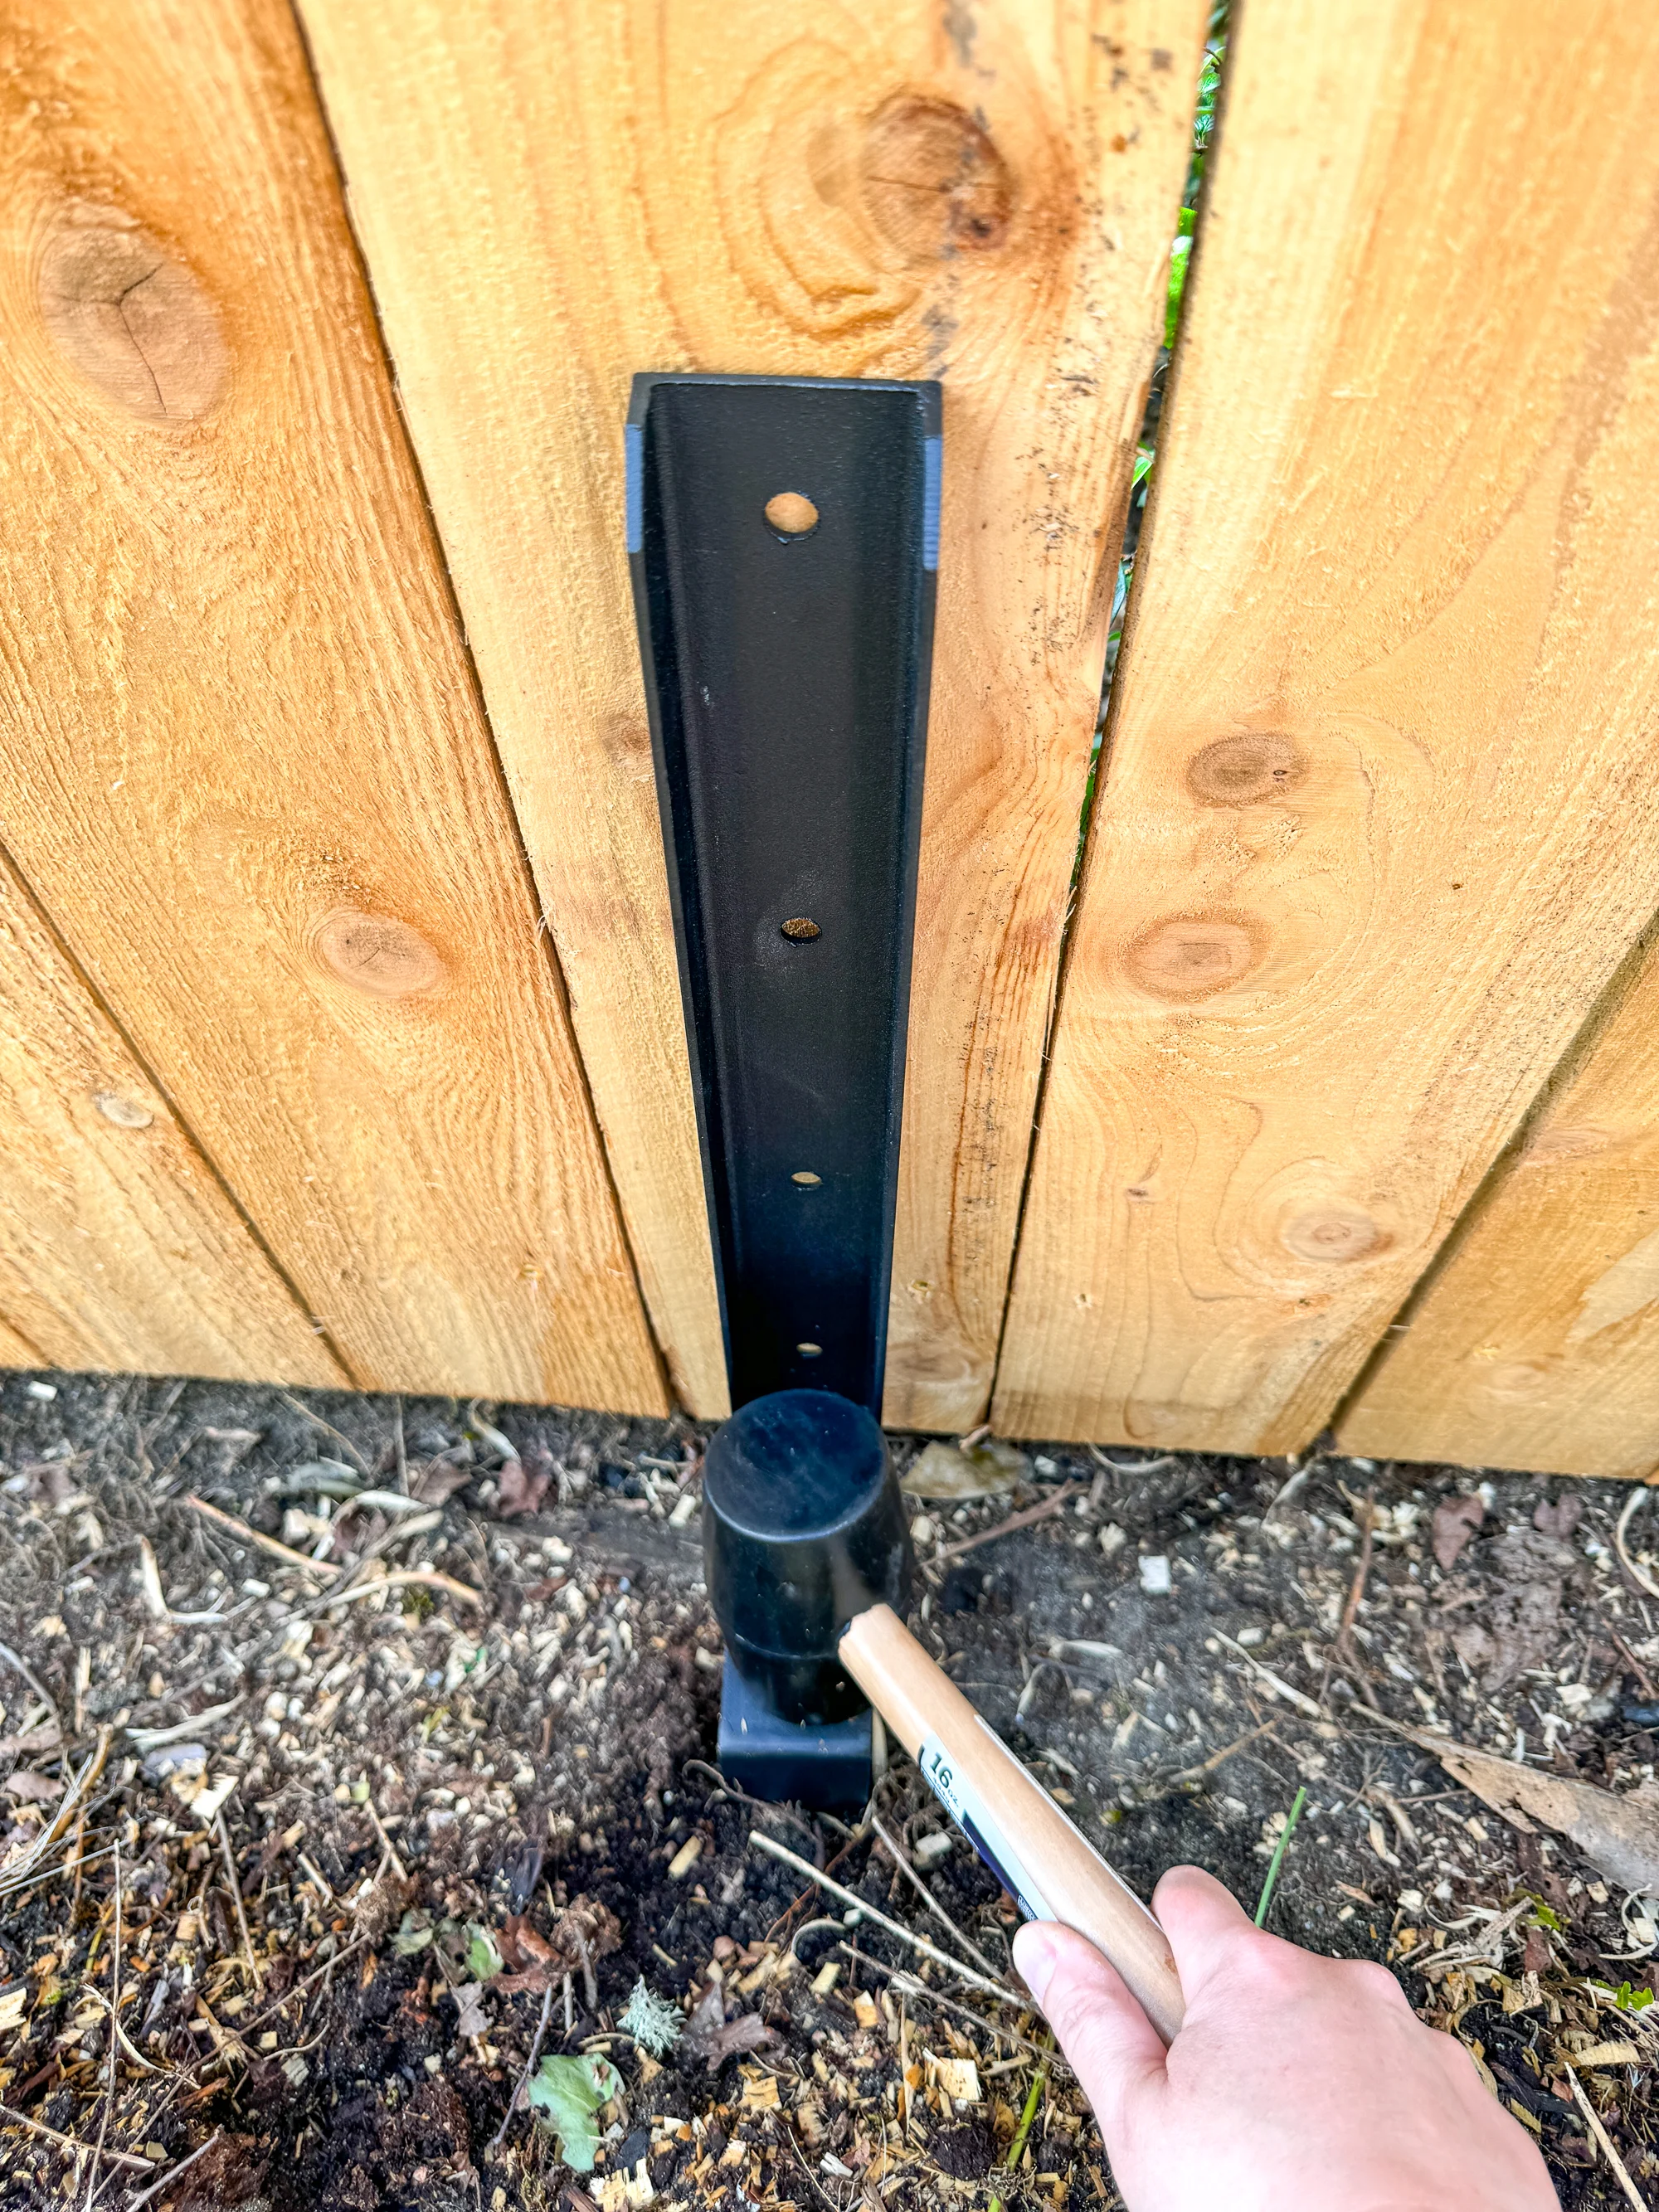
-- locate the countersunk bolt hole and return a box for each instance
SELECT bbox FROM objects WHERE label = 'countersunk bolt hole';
[781,916,821,941]
[791,1170,822,1186]
[765,491,820,537]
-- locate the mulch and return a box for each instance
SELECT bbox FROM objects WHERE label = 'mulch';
[0,1372,1653,2208]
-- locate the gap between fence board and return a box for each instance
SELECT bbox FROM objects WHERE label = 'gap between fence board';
[994,0,1659,1452]
[294,0,1209,1430]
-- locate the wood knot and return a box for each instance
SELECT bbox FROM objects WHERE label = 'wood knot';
[1186,733,1306,807]
[1487,1359,1553,1398]
[39,208,227,424]
[1125,916,1257,1001]
[314,908,446,1000]
[92,1091,154,1129]
[860,94,1014,262]
[1280,1208,1386,1264]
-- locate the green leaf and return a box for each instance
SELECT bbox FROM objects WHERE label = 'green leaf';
[465,1925,504,1982]
[528,2053,624,2172]
[391,1909,434,1957]
[1165,235,1193,348]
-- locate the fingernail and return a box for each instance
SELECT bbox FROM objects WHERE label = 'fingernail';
[1012,1921,1061,2007]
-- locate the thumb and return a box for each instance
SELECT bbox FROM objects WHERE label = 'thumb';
[1013,1921,1167,2141]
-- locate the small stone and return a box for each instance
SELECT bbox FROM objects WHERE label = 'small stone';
[1138,1555,1172,1596]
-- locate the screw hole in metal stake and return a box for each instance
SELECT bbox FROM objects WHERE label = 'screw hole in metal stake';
[796,1343,823,1358]
[791,1171,821,1186]
[765,491,820,537]
[781,916,821,941]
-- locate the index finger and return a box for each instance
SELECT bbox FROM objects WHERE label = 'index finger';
[1151,1865,1262,1999]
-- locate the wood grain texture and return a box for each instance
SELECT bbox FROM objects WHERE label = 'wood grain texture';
[0,0,665,1410]
[1337,933,1659,1480]
[995,0,1659,1451]
[0,1316,48,1371]
[0,850,342,1384]
[294,0,1208,1429]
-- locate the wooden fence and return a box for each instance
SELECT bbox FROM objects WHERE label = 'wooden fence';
[1,0,1656,1477]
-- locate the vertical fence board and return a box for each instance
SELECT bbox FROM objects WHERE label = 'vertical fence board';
[294,0,1208,1431]
[1337,933,1659,1480]
[0,0,664,1410]
[995,0,1659,1451]
[0,855,343,1384]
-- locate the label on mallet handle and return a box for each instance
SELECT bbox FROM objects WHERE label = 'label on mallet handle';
[918,1730,1055,1923]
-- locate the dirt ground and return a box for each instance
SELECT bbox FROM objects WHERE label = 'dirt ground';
[0,1371,1655,2209]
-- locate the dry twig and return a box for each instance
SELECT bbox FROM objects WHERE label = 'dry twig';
[489,1984,555,2156]
[747,1831,1020,2003]
[1563,2063,1647,2210]
[217,1810,261,1986]
[124,2129,224,2211]
[1614,1490,1659,1602]
[835,1946,1062,2070]
[0,1637,63,1741]
[868,1813,1004,1981]
[1336,1492,1377,1660]
[184,1495,339,1579]
[0,2101,153,2173]
[937,1484,1082,1563]
[324,1566,484,1612]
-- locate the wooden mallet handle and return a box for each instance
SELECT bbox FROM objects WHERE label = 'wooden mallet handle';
[839,1602,1185,2044]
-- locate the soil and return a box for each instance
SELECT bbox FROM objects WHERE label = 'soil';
[0,1369,1654,2208]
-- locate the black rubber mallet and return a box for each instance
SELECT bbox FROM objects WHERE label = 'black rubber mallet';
[702,1387,1185,2041]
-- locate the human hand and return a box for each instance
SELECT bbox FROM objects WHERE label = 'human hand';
[1012,1867,1558,2212]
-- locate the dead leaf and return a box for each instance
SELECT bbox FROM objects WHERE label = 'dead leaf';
[450,1980,491,2037]
[494,1898,621,1994]
[498,1453,552,1519]
[677,1976,725,2060]
[0,1724,60,1759]
[411,1459,473,1506]
[701,2013,776,2064]
[679,1978,775,2066]
[1381,1717,1659,1893]
[1433,1494,1486,1572]
[1533,1494,1585,1543]
[3,1771,62,1803]
[499,1913,560,1971]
